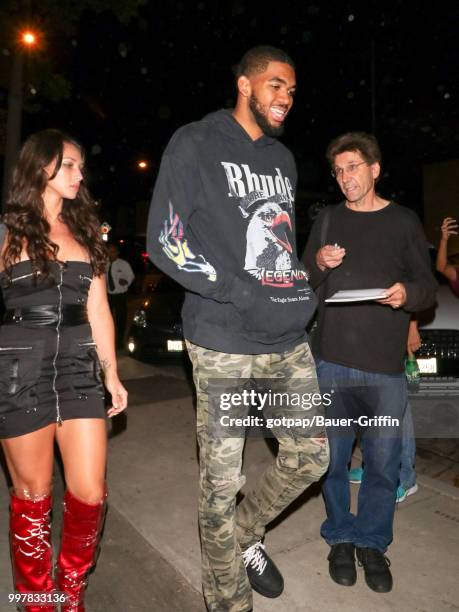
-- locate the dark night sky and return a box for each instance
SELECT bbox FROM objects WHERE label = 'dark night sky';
[3,1,459,233]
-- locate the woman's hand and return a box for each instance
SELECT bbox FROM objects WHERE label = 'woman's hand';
[105,376,128,418]
[441,217,458,241]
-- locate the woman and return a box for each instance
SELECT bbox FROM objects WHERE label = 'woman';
[0,129,128,611]
[436,216,459,296]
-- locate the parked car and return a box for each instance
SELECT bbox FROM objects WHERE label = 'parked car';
[408,273,459,438]
[417,281,459,378]
[127,274,186,362]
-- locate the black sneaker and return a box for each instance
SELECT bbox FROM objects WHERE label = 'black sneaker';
[327,543,356,586]
[356,547,393,593]
[242,542,284,598]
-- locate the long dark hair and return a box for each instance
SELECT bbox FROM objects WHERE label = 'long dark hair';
[3,129,107,280]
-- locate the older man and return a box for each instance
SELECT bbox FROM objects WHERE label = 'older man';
[303,132,437,593]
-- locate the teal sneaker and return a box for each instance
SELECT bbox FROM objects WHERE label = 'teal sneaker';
[348,467,364,484]
[396,483,419,503]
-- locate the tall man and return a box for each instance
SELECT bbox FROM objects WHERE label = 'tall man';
[147,46,329,612]
[304,132,437,593]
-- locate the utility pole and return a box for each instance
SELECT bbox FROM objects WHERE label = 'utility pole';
[1,30,38,209]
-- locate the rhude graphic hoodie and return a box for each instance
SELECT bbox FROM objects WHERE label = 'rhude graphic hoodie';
[146,109,317,354]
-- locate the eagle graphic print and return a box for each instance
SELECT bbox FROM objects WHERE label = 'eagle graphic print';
[221,161,308,288]
[158,160,308,289]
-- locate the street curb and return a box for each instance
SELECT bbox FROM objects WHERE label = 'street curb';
[416,472,459,500]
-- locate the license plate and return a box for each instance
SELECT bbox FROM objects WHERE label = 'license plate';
[167,340,184,352]
[417,358,437,374]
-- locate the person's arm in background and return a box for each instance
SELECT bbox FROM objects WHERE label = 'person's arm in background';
[436,217,458,282]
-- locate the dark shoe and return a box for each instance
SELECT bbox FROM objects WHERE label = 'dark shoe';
[242,542,284,598]
[327,543,356,586]
[356,547,393,593]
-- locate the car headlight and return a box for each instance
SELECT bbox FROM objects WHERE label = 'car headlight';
[133,309,147,328]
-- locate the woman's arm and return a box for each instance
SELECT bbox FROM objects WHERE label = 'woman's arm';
[87,274,128,417]
[436,217,458,282]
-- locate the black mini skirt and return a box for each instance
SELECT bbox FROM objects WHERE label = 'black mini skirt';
[0,319,106,439]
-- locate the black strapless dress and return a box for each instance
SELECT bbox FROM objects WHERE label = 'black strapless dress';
[0,261,106,438]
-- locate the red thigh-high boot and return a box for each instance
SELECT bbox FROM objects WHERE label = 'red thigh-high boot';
[10,493,55,612]
[56,487,107,612]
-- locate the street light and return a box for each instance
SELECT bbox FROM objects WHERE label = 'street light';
[137,160,149,170]
[21,31,38,47]
[1,28,40,208]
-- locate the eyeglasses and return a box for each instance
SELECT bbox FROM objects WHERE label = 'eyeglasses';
[331,161,368,179]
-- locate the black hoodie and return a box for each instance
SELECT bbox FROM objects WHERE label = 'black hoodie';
[146,109,317,354]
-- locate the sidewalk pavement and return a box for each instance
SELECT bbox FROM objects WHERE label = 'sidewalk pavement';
[1,357,458,611]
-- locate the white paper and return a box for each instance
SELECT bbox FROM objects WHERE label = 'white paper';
[325,288,387,303]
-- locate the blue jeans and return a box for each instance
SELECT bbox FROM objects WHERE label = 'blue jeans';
[317,359,407,552]
[359,402,416,489]
[399,402,416,489]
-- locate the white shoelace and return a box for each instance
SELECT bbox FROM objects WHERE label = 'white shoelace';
[242,542,268,575]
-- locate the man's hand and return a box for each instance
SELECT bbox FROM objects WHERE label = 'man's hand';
[407,320,421,353]
[316,244,346,271]
[377,282,407,309]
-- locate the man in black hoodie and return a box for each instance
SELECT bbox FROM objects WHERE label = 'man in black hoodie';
[147,46,329,612]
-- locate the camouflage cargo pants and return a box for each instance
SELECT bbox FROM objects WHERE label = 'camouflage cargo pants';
[186,340,330,612]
